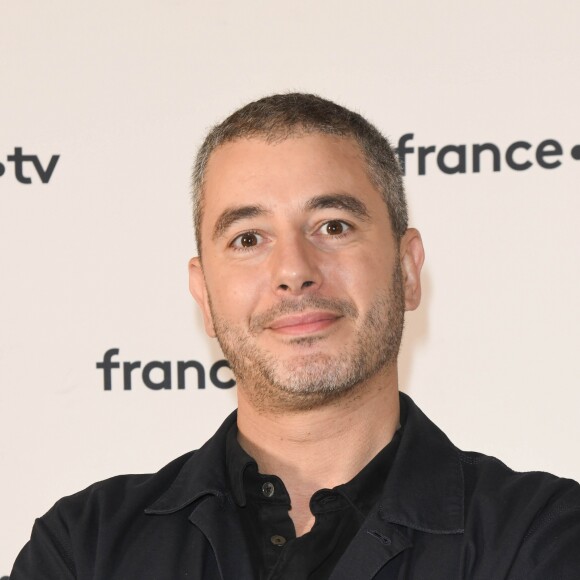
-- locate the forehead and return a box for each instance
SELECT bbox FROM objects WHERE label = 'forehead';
[201,134,381,218]
[207,133,369,182]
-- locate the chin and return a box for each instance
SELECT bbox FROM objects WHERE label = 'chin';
[268,353,360,394]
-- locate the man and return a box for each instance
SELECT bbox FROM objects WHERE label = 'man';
[12,94,580,579]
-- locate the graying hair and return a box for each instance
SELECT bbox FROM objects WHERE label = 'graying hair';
[191,93,407,255]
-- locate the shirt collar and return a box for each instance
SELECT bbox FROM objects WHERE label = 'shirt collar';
[225,421,255,507]
[145,393,465,534]
[145,410,237,515]
[225,417,402,511]
[334,413,403,516]
[378,393,465,534]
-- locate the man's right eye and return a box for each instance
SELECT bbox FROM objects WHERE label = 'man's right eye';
[231,231,262,249]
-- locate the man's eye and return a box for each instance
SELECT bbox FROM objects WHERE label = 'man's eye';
[231,231,262,249]
[320,220,350,236]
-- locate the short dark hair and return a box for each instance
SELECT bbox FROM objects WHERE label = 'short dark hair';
[192,93,407,255]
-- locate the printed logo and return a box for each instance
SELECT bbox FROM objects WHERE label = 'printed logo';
[395,134,580,175]
[97,348,236,391]
[0,148,59,183]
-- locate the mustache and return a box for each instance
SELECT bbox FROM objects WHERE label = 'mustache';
[249,296,359,333]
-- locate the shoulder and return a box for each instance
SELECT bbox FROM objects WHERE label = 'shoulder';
[11,451,197,579]
[457,448,580,573]
[402,393,580,517]
[458,447,580,508]
[48,450,197,523]
[402,392,580,573]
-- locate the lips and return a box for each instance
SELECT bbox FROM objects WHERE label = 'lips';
[267,311,340,335]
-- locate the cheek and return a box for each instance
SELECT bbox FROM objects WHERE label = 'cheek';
[206,263,269,321]
[324,252,393,297]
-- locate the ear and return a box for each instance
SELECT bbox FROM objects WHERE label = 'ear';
[399,228,425,312]
[188,257,216,337]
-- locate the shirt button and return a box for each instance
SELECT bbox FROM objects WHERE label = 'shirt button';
[270,534,286,546]
[262,481,275,497]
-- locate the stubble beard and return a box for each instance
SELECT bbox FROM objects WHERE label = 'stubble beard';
[210,263,405,412]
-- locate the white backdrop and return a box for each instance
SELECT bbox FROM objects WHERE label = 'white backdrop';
[2,1,579,573]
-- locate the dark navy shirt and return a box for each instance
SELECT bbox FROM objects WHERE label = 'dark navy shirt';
[11,393,580,579]
[226,418,402,579]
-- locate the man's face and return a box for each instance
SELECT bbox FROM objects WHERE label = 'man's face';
[190,134,423,411]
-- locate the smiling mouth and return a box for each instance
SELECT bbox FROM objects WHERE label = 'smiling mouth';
[267,312,341,336]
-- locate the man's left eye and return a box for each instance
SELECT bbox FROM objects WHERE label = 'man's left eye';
[320,220,350,236]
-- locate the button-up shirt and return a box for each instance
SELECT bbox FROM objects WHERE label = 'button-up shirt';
[11,393,580,579]
[225,418,402,579]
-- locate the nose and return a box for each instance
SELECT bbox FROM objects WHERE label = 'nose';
[270,234,322,296]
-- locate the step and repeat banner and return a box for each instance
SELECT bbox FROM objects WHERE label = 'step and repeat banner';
[2,1,579,572]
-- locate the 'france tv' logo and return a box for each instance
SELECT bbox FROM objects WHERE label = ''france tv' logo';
[0,148,59,183]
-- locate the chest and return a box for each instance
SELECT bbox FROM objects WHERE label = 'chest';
[83,499,517,580]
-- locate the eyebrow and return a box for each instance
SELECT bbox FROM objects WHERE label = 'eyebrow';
[304,193,371,221]
[212,204,272,241]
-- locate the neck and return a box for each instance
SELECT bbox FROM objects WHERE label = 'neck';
[236,366,400,535]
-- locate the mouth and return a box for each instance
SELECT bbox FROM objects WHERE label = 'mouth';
[267,311,341,336]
